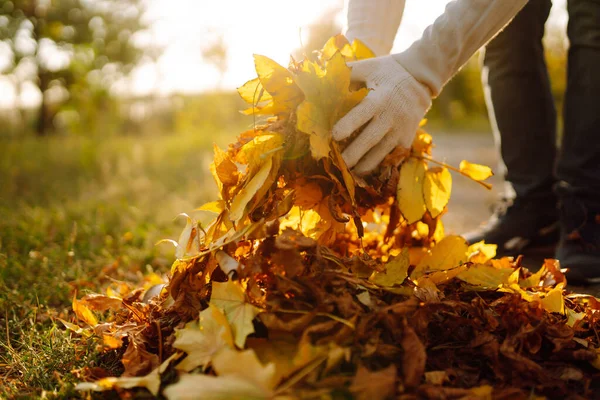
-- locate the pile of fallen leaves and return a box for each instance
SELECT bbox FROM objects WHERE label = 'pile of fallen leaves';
[67,36,600,399]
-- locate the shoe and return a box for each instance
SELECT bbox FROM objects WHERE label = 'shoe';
[463,195,559,257]
[555,182,600,285]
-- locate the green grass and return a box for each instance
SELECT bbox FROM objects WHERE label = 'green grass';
[0,127,244,398]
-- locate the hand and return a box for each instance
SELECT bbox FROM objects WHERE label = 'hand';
[332,56,432,174]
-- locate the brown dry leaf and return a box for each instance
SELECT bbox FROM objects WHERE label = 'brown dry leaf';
[121,339,160,377]
[349,364,397,400]
[79,293,122,312]
[229,156,274,222]
[212,144,239,187]
[401,323,426,388]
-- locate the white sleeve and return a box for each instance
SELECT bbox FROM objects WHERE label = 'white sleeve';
[393,0,528,97]
[344,0,406,57]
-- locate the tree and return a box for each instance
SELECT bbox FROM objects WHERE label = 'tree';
[0,0,150,135]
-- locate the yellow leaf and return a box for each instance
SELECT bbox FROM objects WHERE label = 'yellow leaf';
[252,54,303,116]
[350,39,376,60]
[237,77,272,105]
[212,145,239,187]
[566,308,586,327]
[412,130,433,155]
[398,158,427,224]
[196,200,226,214]
[412,235,468,279]
[163,373,270,400]
[174,304,234,372]
[467,241,497,264]
[539,285,565,314]
[427,265,468,285]
[210,280,262,348]
[72,295,98,326]
[236,133,284,168]
[369,248,410,287]
[229,156,273,222]
[459,160,493,181]
[457,264,516,289]
[296,52,369,160]
[423,167,452,218]
[212,347,278,391]
[175,213,202,259]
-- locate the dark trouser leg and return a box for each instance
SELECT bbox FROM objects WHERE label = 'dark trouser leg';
[558,0,600,194]
[463,0,559,253]
[482,0,557,200]
[555,0,600,284]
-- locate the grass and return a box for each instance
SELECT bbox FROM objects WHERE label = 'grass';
[0,126,244,398]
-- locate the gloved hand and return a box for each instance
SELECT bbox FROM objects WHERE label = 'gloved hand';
[332,55,431,174]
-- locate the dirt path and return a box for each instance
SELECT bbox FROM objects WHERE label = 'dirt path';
[433,131,600,296]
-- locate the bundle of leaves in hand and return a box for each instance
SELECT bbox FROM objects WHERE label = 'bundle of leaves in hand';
[70,36,600,399]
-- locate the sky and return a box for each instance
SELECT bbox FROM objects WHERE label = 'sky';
[132,0,568,96]
[0,0,568,107]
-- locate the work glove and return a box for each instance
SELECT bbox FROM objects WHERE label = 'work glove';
[335,0,529,174]
[332,56,431,175]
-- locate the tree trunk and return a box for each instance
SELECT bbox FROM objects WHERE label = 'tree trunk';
[36,70,51,136]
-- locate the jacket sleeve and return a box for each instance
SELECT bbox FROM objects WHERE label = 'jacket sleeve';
[393,0,528,97]
[344,0,406,56]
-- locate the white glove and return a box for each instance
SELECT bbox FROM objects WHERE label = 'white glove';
[332,56,431,175]
[335,0,529,174]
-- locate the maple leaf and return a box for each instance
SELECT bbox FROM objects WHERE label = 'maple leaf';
[295,51,369,160]
[459,160,493,181]
[321,34,376,62]
[397,158,427,224]
[369,247,410,287]
[174,304,234,372]
[239,54,303,116]
[210,280,262,348]
[349,364,397,400]
[423,167,452,218]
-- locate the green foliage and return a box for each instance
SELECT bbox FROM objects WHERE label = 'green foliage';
[0,130,228,397]
[0,0,152,135]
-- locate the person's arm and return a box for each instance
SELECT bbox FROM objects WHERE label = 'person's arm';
[344,0,406,57]
[333,0,529,174]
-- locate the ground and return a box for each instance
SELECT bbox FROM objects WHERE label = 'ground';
[0,130,597,398]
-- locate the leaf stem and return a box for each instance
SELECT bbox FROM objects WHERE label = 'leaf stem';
[416,155,492,190]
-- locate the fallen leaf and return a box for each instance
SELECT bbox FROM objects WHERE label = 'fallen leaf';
[459,160,493,181]
[349,364,397,400]
[229,156,273,222]
[72,295,98,326]
[369,248,410,287]
[210,280,262,348]
[174,304,234,372]
[212,347,278,390]
[398,158,427,224]
[163,373,271,400]
[412,235,468,279]
[423,167,452,218]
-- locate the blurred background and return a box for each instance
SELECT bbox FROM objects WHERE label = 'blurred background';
[0,2,573,393]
